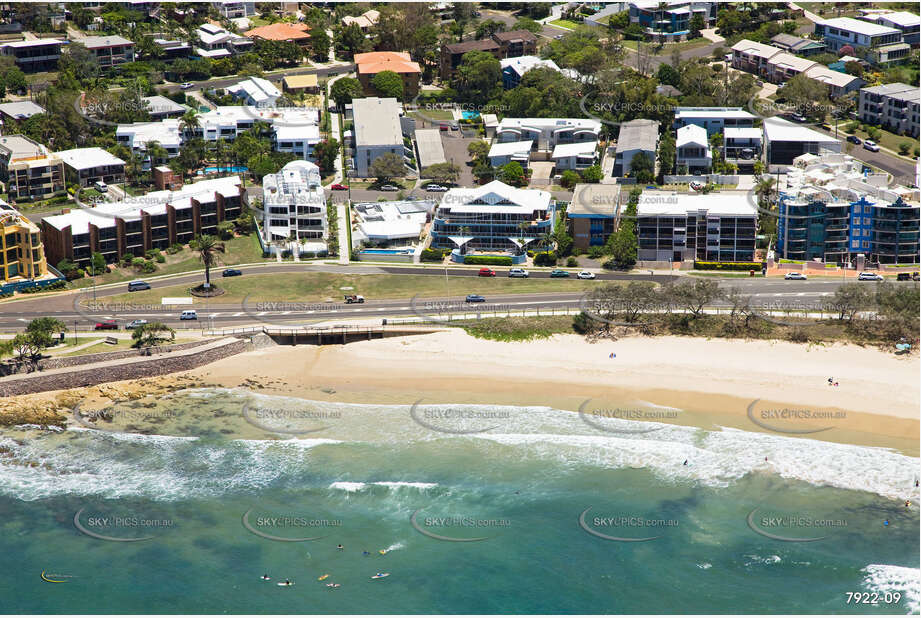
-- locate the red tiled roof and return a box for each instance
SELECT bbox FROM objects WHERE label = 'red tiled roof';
[355,51,421,75]
[244,22,310,42]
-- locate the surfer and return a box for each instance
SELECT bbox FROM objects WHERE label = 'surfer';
[362,551,370,556]
[261,574,270,581]
[337,544,344,550]
[683,459,688,466]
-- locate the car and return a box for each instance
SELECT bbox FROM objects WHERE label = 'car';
[425,184,448,192]
[550,269,570,278]
[554,34,564,40]
[180,309,198,320]
[330,183,349,190]
[784,272,808,280]
[344,294,365,304]
[378,184,398,191]
[790,112,807,123]
[450,123,459,131]
[465,294,486,303]
[847,135,862,145]
[508,268,529,278]
[723,53,732,62]
[180,82,194,90]
[439,124,449,131]
[94,320,118,330]
[819,123,832,131]
[128,280,151,292]
[478,267,496,277]
[897,272,913,281]
[126,319,149,330]
[222,268,242,277]
[863,140,880,152]
[577,271,596,280]
[857,272,884,281]
[94,180,108,193]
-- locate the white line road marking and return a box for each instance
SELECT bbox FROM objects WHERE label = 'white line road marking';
[256,311,266,316]
[281,311,291,315]
[232,312,243,316]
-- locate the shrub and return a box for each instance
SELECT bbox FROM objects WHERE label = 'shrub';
[166,243,184,254]
[145,249,159,259]
[155,253,166,263]
[694,261,763,271]
[533,251,557,266]
[464,255,514,266]
[588,246,606,259]
[421,248,450,262]
[566,256,579,267]
[898,142,911,156]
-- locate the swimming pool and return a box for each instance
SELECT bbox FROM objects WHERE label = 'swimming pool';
[198,165,249,175]
[360,248,413,255]
[461,111,480,120]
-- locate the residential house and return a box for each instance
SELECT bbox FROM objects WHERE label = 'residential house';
[629,1,718,41]
[352,199,435,247]
[860,11,920,48]
[143,95,186,120]
[500,56,564,89]
[227,76,282,107]
[675,124,711,174]
[613,119,658,177]
[245,22,311,47]
[0,101,45,123]
[0,38,62,72]
[211,1,256,18]
[439,30,537,80]
[282,74,319,95]
[673,107,756,136]
[153,38,193,61]
[194,23,254,58]
[355,51,422,99]
[81,35,136,68]
[859,83,920,138]
[0,135,64,201]
[770,33,826,56]
[55,147,126,188]
[488,140,533,168]
[494,118,601,160]
[723,128,762,172]
[342,9,380,31]
[352,97,410,178]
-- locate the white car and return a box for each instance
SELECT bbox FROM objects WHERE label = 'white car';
[425,184,448,192]
[857,272,884,281]
[784,272,807,280]
[577,271,596,280]
[180,82,195,90]
[508,268,529,278]
[863,140,880,152]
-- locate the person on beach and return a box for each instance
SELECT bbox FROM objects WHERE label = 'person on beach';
[828,378,833,386]
[683,459,688,466]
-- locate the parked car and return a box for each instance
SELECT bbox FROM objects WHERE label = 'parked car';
[819,123,832,131]
[128,280,151,292]
[439,124,449,131]
[465,294,486,303]
[450,123,459,131]
[94,320,118,330]
[508,268,529,278]
[222,268,242,277]
[378,184,398,191]
[94,180,108,193]
[344,294,365,304]
[126,319,149,330]
[847,135,862,145]
[425,184,448,192]
[863,140,880,152]
[179,82,195,90]
[790,112,807,123]
[550,269,570,278]
[330,183,349,190]
[478,267,496,277]
[180,309,198,320]
[857,272,884,281]
[554,34,564,40]
[577,271,596,279]
[897,272,913,281]
[784,272,808,280]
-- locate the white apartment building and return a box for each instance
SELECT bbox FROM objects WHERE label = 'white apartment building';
[195,23,254,58]
[675,124,711,174]
[115,119,181,161]
[227,76,281,108]
[859,83,920,138]
[494,117,601,154]
[815,17,909,66]
[261,159,327,246]
[673,107,756,136]
[352,97,409,178]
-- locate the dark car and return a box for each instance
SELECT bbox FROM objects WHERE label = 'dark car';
[897,272,912,281]
[550,269,570,278]
[465,294,486,303]
[222,268,242,277]
[128,280,151,291]
[847,135,862,145]
[94,320,118,330]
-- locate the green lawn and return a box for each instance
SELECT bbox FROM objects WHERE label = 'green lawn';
[840,125,919,159]
[549,19,580,30]
[102,271,607,305]
[407,109,454,121]
[621,37,713,53]
[67,234,265,291]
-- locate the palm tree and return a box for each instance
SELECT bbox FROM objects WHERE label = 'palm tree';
[755,176,777,206]
[146,140,168,167]
[196,234,225,288]
[213,138,228,170]
[179,109,200,138]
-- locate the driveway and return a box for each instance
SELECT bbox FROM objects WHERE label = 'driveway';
[529,161,555,187]
[700,28,725,43]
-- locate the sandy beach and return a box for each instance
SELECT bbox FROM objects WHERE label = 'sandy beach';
[184,331,920,455]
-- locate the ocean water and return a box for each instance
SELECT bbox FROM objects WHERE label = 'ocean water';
[0,389,918,614]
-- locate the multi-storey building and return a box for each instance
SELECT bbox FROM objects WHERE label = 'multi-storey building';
[0,201,49,288]
[629,1,718,41]
[568,184,622,249]
[352,97,410,178]
[115,119,182,164]
[673,107,757,136]
[81,35,136,69]
[723,128,762,172]
[355,51,422,99]
[439,30,538,80]
[494,117,601,155]
[675,124,711,174]
[860,11,920,48]
[613,119,659,177]
[55,148,127,188]
[815,17,909,66]
[858,83,919,138]
[431,180,554,256]
[777,154,920,265]
[211,1,256,18]
[41,176,244,267]
[0,135,65,201]
[260,160,327,246]
[194,24,254,58]
[636,191,757,263]
[0,39,62,72]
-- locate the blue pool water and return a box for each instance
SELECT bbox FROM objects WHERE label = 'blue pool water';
[461,111,480,120]
[360,249,412,255]
[198,166,249,175]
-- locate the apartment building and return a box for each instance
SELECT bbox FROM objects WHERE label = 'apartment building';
[636,191,757,263]
[723,128,762,172]
[494,118,601,157]
[777,154,920,264]
[115,119,182,162]
[211,1,256,18]
[764,117,841,165]
[431,180,554,256]
[770,33,826,56]
[439,30,538,80]
[675,124,711,174]
[0,201,49,288]
[55,147,126,188]
[860,11,920,48]
[858,83,919,138]
[629,1,717,41]
[81,35,136,69]
[492,30,538,58]
[352,97,409,178]
[732,39,866,96]
[673,107,757,136]
[261,159,327,245]
[195,23,254,58]
[815,17,909,66]
[613,119,658,177]
[0,38,62,72]
[0,135,64,201]
[568,184,622,249]
[41,176,244,267]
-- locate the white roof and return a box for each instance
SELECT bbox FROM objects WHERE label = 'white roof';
[676,124,708,148]
[674,107,757,121]
[415,128,447,168]
[496,117,601,134]
[353,97,403,147]
[1,38,62,48]
[489,140,533,157]
[55,147,125,170]
[724,127,762,140]
[731,39,783,60]
[764,117,839,144]
[44,176,242,235]
[195,47,231,58]
[115,119,181,148]
[227,76,280,105]
[804,65,863,88]
[819,16,901,37]
[143,95,185,116]
[500,55,561,77]
[638,191,757,217]
[551,141,596,158]
[262,160,323,205]
[875,11,921,28]
[768,52,817,73]
[81,35,134,49]
[0,100,45,119]
[274,123,320,141]
[354,199,434,240]
[440,180,551,215]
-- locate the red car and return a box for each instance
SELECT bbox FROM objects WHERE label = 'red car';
[478,268,496,277]
[94,320,118,330]
[330,183,348,191]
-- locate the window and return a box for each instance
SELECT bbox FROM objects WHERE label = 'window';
[862,241,869,249]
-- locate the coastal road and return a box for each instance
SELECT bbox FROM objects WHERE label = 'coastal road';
[0,269,909,332]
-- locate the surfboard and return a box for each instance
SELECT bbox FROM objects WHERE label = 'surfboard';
[277,582,294,587]
[318,574,329,581]
[371,573,390,579]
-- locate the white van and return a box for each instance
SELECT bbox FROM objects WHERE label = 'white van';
[94,180,108,193]
[180,310,198,320]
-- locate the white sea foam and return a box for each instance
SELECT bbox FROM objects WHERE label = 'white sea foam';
[372,481,438,489]
[328,481,438,492]
[329,482,366,492]
[862,564,921,614]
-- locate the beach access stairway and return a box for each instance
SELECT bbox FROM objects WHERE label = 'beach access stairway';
[203,324,443,345]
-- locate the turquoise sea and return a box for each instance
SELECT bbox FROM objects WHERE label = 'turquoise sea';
[0,389,918,614]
